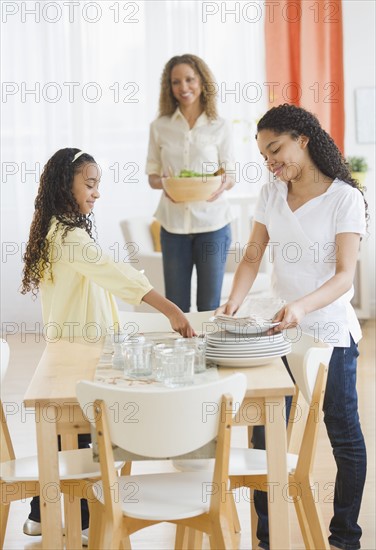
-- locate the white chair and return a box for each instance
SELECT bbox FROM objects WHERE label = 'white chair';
[117,310,215,335]
[0,339,123,550]
[0,340,10,382]
[120,218,165,312]
[76,373,247,549]
[229,331,333,550]
[224,195,272,299]
[120,208,272,312]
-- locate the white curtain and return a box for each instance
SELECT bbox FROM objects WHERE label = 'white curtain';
[1,0,266,326]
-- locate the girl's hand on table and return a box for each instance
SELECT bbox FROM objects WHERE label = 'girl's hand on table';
[168,311,196,338]
[141,290,195,337]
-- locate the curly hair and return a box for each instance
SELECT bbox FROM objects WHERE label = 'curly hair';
[158,54,218,119]
[21,148,96,296]
[256,104,368,220]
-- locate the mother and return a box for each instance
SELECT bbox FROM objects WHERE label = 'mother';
[146,54,235,312]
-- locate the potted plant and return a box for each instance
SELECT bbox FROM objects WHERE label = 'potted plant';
[346,156,368,188]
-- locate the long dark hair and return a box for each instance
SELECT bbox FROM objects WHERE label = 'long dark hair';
[256,103,368,222]
[21,148,96,296]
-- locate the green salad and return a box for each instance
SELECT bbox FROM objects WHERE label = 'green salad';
[178,169,215,177]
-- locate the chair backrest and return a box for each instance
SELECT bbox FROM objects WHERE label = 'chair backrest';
[77,373,246,459]
[120,217,155,254]
[1,339,15,462]
[284,330,333,404]
[117,310,215,335]
[118,311,172,333]
[283,330,332,465]
[0,339,10,382]
[186,311,216,333]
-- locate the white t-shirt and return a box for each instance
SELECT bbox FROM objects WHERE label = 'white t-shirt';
[145,108,235,234]
[254,178,367,347]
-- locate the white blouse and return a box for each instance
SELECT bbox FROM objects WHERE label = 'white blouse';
[254,178,367,347]
[145,109,235,234]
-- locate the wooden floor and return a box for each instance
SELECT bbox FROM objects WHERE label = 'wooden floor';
[2,320,375,549]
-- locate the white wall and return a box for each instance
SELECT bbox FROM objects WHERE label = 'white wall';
[343,0,376,317]
[1,0,375,335]
[1,0,267,332]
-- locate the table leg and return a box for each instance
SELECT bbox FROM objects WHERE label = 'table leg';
[36,404,64,550]
[61,431,82,549]
[264,396,291,550]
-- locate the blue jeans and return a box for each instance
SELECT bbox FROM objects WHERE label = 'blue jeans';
[28,433,91,530]
[253,338,366,550]
[160,224,231,312]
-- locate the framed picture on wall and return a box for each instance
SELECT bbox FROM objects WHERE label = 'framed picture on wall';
[355,87,376,144]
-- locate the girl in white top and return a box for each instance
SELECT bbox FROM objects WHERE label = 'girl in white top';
[146,54,235,312]
[217,104,368,550]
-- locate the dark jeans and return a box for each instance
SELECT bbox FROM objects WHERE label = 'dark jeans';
[253,338,366,550]
[160,224,232,313]
[28,433,91,530]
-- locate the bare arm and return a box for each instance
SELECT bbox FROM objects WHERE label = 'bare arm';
[142,289,195,337]
[207,174,235,202]
[216,222,270,315]
[271,232,361,332]
[148,174,177,202]
[148,174,163,190]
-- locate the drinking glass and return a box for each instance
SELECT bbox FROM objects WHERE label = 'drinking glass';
[111,332,132,370]
[122,341,153,377]
[152,343,175,381]
[174,336,207,373]
[160,347,195,388]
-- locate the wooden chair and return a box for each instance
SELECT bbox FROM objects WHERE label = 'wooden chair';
[76,373,247,549]
[0,339,123,550]
[229,331,333,550]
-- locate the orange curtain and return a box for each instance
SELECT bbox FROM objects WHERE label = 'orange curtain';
[265,0,345,152]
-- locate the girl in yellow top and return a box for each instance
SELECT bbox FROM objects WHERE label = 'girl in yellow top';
[21,148,194,339]
[20,147,194,540]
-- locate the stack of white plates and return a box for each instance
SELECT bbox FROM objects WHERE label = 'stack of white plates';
[211,314,280,335]
[206,330,291,367]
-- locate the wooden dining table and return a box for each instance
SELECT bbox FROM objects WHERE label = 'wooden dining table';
[24,336,295,550]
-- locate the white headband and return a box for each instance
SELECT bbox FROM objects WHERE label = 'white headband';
[72,151,86,163]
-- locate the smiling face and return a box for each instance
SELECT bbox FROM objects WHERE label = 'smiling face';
[170,63,202,109]
[71,162,101,215]
[256,129,310,183]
